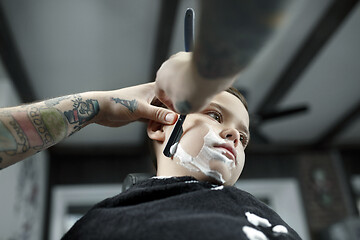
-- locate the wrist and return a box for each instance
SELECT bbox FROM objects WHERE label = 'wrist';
[187,59,236,108]
[81,91,105,126]
[60,91,102,134]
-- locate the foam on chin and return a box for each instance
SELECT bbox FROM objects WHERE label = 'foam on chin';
[173,128,235,184]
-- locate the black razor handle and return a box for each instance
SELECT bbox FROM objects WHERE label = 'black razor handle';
[163,8,194,157]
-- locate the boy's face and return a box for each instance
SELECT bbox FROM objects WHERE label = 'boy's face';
[160,91,249,185]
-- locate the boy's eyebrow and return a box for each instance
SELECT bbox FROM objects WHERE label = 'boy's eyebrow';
[209,102,250,138]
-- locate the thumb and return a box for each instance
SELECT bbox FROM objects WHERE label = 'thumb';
[142,104,178,125]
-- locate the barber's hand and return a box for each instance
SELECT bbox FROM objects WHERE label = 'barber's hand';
[93,83,178,128]
[155,52,236,114]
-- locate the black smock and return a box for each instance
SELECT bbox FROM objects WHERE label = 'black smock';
[62,176,302,240]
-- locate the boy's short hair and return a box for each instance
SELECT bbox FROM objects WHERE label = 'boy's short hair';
[150,87,248,112]
[148,87,248,170]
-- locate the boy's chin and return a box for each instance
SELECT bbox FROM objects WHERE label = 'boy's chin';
[175,160,235,185]
[191,170,231,185]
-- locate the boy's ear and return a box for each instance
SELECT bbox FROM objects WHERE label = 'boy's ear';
[147,120,166,142]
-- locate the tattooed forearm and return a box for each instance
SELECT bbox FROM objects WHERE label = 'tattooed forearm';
[111,98,138,113]
[0,118,29,154]
[26,106,54,146]
[194,0,287,79]
[0,92,102,169]
[7,118,30,154]
[64,97,100,125]
[0,106,69,156]
[37,108,68,143]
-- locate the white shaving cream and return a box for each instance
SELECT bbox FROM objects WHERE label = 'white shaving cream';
[245,212,272,228]
[211,185,224,191]
[272,225,288,234]
[151,176,172,179]
[242,226,268,240]
[173,128,235,184]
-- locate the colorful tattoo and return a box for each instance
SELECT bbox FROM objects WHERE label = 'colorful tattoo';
[8,118,30,154]
[0,95,101,161]
[0,102,71,157]
[111,98,138,113]
[0,120,18,151]
[12,108,47,148]
[64,98,100,125]
[40,108,67,142]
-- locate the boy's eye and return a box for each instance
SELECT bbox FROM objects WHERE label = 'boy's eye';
[239,134,249,148]
[207,111,222,123]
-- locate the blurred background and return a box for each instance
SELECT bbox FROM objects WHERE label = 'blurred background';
[0,0,359,239]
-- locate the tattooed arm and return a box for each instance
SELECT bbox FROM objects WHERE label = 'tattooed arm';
[155,0,288,113]
[0,83,177,169]
[0,95,94,169]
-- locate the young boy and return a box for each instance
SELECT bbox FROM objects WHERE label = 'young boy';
[2,1,293,235]
[0,79,300,239]
[62,87,301,240]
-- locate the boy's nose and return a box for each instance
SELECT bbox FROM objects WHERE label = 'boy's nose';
[220,128,239,147]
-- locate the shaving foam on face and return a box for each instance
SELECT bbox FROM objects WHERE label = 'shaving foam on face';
[173,128,236,184]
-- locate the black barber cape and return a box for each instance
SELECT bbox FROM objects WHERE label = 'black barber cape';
[62,176,302,240]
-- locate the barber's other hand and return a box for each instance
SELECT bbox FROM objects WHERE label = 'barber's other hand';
[155,52,236,114]
[93,83,178,128]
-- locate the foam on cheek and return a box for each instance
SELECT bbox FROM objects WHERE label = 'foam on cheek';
[173,128,236,184]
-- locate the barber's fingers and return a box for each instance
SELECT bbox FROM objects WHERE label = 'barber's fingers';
[155,79,193,114]
[155,88,176,112]
[139,103,178,125]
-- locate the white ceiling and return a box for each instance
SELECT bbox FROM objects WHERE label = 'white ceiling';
[1,0,359,148]
[261,1,360,144]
